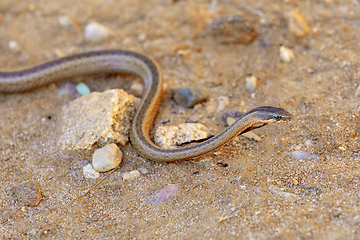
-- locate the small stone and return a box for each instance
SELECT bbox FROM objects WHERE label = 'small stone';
[11,181,42,207]
[268,185,299,202]
[217,96,230,112]
[280,46,295,62]
[245,75,257,93]
[138,167,149,174]
[83,164,100,179]
[206,96,230,114]
[154,123,209,148]
[85,21,112,43]
[59,89,138,152]
[177,49,192,57]
[304,140,313,148]
[293,179,299,185]
[92,143,123,172]
[171,87,209,108]
[8,40,20,53]
[122,170,141,181]
[138,33,146,42]
[75,82,91,95]
[147,184,179,203]
[130,81,144,97]
[58,15,78,33]
[291,150,310,160]
[286,10,310,37]
[202,15,258,44]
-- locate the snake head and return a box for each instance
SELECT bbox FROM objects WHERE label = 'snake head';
[251,106,293,123]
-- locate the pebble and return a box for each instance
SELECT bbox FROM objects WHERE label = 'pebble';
[147,184,179,203]
[245,75,258,93]
[291,150,310,160]
[217,96,231,112]
[291,150,319,160]
[122,170,141,181]
[83,164,100,179]
[206,96,230,114]
[138,167,149,174]
[130,81,144,97]
[286,10,310,37]
[279,46,295,62]
[75,82,91,95]
[171,87,209,108]
[10,181,42,207]
[304,139,313,148]
[85,21,112,43]
[59,89,138,152]
[268,185,299,202]
[58,15,78,33]
[8,40,20,53]
[154,123,209,148]
[202,15,258,44]
[92,143,123,172]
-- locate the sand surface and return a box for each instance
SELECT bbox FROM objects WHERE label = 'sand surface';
[1,0,359,239]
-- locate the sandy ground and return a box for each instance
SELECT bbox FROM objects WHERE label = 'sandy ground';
[1,0,360,239]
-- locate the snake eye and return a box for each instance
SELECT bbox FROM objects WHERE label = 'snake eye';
[274,115,281,121]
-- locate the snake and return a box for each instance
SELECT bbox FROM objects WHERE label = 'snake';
[0,50,292,162]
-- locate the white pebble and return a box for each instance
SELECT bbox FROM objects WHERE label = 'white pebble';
[279,46,295,62]
[92,143,123,172]
[59,15,73,29]
[83,164,100,179]
[245,75,257,93]
[130,82,144,97]
[8,40,20,53]
[122,170,141,181]
[217,96,230,112]
[85,22,111,43]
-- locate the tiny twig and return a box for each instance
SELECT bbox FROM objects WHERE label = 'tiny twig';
[67,165,119,207]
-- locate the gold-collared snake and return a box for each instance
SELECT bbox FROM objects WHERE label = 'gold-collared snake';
[0,50,292,162]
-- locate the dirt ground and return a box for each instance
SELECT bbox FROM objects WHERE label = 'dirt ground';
[1,0,360,239]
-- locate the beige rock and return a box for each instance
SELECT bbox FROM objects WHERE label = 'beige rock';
[279,46,295,62]
[245,75,258,93]
[287,10,310,37]
[154,123,209,148]
[59,89,138,152]
[122,170,141,181]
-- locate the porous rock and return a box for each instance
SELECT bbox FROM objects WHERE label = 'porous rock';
[59,89,138,152]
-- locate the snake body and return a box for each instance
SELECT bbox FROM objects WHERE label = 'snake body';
[0,50,292,162]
